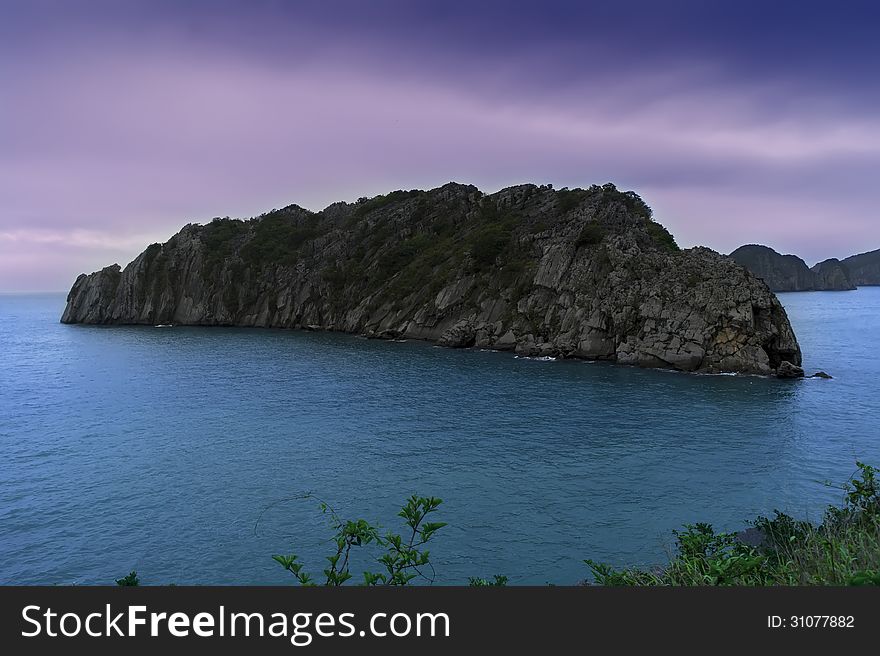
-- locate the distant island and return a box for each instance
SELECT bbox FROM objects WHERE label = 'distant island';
[843,248,880,286]
[728,244,880,292]
[62,183,802,376]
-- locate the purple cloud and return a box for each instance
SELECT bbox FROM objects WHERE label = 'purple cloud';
[2,1,879,290]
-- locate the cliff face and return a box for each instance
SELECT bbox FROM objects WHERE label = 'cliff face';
[729,245,855,291]
[62,183,801,374]
[811,258,857,291]
[842,248,880,285]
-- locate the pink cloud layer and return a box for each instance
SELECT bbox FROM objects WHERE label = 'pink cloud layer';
[2,37,879,291]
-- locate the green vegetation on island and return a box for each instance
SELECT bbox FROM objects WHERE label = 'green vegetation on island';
[63,181,803,376]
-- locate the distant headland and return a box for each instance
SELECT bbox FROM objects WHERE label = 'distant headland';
[61,183,802,376]
[728,244,880,292]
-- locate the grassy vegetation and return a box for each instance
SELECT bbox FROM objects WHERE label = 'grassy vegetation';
[645,221,680,252]
[200,218,249,270]
[556,188,589,214]
[200,210,329,273]
[586,462,880,585]
[194,184,682,323]
[390,242,460,301]
[575,222,606,247]
[463,199,521,272]
[587,183,653,220]
[346,191,533,306]
[196,184,677,287]
[201,217,248,252]
[562,184,677,253]
[240,212,323,267]
[468,575,509,587]
[378,234,434,276]
[353,189,424,219]
[469,223,512,268]
[115,571,140,586]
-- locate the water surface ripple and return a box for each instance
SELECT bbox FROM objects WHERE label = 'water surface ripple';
[1,289,878,584]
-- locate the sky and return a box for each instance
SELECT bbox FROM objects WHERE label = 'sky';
[2,0,879,291]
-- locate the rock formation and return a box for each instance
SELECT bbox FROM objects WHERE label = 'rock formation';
[811,258,857,291]
[842,248,880,286]
[728,245,855,292]
[776,360,805,379]
[62,182,802,375]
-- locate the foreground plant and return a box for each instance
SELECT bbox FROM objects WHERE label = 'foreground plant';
[116,463,877,586]
[273,495,446,586]
[586,462,880,586]
[468,575,509,587]
[115,571,140,586]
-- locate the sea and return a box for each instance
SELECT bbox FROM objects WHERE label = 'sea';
[1,288,878,584]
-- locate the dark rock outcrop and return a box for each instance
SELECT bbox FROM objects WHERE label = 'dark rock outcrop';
[62,182,802,375]
[842,248,880,286]
[776,361,805,378]
[811,258,856,291]
[728,245,855,292]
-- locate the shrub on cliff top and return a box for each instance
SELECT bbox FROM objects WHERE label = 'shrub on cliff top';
[240,213,323,267]
[201,218,248,269]
[588,183,653,221]
[645,221,680,252]
[354,189,424,218]
[556,188,588,214]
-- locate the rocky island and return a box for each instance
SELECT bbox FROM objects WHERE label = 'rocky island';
[62,183,802,375]
[728,244,856,292]
[842,248,880,286]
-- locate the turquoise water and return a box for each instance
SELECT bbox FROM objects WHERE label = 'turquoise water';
[1,289,878,585]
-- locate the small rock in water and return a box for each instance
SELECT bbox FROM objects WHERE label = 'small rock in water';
[810,371,833,379]
[776,360,805,379]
